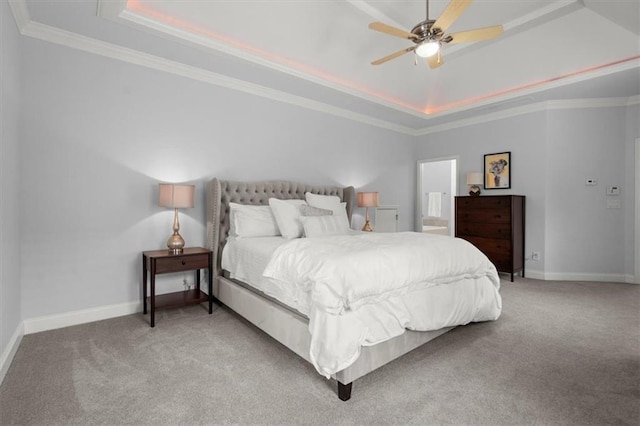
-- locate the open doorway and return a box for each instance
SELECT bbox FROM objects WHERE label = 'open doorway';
[416,157,458,236]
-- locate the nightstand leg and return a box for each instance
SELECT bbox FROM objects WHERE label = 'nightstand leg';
[150,262,156,327]
[142,254,148,315]
[208,252,213,314]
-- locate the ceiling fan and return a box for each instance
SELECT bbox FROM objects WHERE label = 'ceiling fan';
[368,0,503,69]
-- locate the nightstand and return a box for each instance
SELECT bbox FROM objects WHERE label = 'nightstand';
[142,247,213,327]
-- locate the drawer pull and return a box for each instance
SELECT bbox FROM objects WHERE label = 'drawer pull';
[181,260,186,265]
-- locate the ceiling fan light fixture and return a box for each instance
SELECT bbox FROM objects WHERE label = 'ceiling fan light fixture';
[415,40,440,58]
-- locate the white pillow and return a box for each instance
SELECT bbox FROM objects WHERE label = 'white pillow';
[304,192,350,229]
[300,215,350,238]
[229,203,280,238]
[268,198,307,239]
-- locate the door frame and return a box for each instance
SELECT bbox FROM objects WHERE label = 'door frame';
[635,138,639,283]
[416,156,459,234]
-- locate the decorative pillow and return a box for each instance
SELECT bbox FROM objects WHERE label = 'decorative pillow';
[300,204,333,217]
[300,215,350,238]
[268,198,308,239]
[229,203,280,238]
[304,192,350,229]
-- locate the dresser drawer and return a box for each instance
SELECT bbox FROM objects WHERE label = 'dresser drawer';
[154,253,210,273]
[456,209,510,224]
[456,196,512,210]
[460,236,511,258]
[462,236,512,272]
[456,222,511,240]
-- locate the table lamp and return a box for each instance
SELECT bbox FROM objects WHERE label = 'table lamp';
[158,183,195,254]
[357,192,379,232]
[466,172,483,196]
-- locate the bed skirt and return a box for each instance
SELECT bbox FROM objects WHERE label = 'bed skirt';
[216,275,454,385]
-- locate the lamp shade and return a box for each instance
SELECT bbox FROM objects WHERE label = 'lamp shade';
[466,172,483,185]
[158,183,195,209]
[357,192,380,208]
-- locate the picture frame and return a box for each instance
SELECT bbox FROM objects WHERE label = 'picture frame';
[484,151,511,189]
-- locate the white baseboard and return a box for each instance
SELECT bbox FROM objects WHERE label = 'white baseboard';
[524,269,635,283]
[23,301,141,335]
[523,269,546,280]
[0,323,24,386]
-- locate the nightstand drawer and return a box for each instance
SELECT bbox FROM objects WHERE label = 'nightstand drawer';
[154,253,209,273]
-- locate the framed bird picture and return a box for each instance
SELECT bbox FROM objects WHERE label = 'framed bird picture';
[484,152,511,189]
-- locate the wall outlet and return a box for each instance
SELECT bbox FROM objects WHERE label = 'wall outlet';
[532,251,541,261]
[606,199,621,209]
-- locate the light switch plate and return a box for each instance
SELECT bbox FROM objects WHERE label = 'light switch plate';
[606,186,620,195]
[585,178,597,186]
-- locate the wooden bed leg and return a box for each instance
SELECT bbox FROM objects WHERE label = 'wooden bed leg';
[338,382,352,401]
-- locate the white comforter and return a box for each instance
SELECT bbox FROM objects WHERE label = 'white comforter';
[262,232,502,377]
[263,232,499,314]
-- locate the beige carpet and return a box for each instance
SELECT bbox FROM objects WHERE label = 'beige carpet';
[1,277,639,425]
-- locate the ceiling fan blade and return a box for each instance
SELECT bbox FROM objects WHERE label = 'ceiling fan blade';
[427,51,444,69]
[432,0,473,34]
[371,47,416,65]
[447,25,503,44]
[368,22,418,40]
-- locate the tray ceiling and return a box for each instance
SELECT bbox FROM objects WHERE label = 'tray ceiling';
[15,0,640,132]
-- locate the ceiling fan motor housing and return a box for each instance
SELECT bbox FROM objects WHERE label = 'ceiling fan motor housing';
[411,20,452,45]
[411,20,436,43]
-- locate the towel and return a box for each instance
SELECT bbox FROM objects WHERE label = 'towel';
[427,192,442,217]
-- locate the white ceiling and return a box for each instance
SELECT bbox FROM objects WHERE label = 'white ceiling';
[15,0,640,132]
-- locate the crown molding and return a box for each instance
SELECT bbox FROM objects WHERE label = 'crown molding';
[416,96,637,136]
[98,0,429,121]
[103,0,588,121]
[345,0,406,36]
[11,0,418,136]
[8,0,639,137]
[8,0,30,32]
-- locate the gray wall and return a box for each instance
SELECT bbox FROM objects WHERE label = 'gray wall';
[1,0,23,369]
[544,107,630,277]
[415,105,636,280]
[18,36,415,320]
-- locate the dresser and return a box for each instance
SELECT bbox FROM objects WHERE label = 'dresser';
[455,195,525,281]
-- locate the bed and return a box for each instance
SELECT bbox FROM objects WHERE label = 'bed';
[206,178,502,401]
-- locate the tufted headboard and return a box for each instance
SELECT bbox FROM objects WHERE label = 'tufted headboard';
[205,178,355,279]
